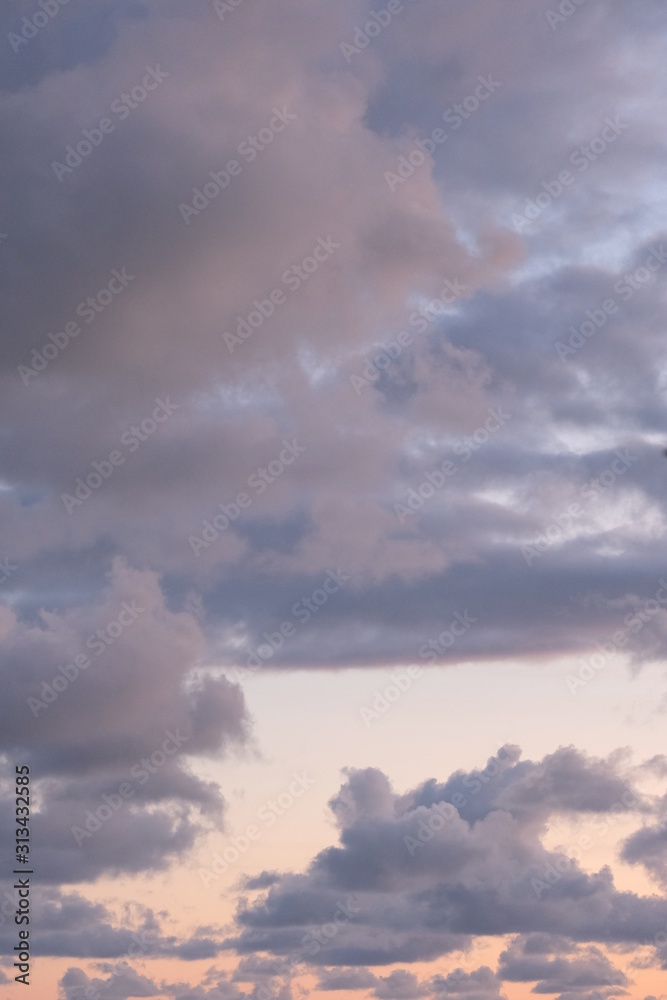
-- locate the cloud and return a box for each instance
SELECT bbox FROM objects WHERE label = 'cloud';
[3,0,667,993]
[430,966,506,1000]
[59,962,160,1000]
[242,871,284,891]
[25,744,667,989]
[227,748,665,966]
[373,970,429,999]
[409,744,643,828]
[1,889,165,958]
[1,557,249,772]
[498,935,628,994]
[1,0,666,682]
[316,967,380,991]
[0,558,250,881]
[621,818,667,889]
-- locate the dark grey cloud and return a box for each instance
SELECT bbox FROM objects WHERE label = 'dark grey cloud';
[372,970,429,999]
[226,748,666,967]
[498,936,628,994]
[0,559,249,774]
[242,871,284,891]
[60,963,252,1000]
[0,0,666,684]
[0,886,229,969]
[0,1,150,93]
[59,962,159,1000]
[0,888,166,958]
[1,0,666,992]
[4,743,664,994]
[0,557,250,882]
[429,966,506,1000]
[316,967,380,991]
[621,820,667,889]
[402,744,640,827]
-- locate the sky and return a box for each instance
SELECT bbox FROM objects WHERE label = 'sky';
[1,0,667,998]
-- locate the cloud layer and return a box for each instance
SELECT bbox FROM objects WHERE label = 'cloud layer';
[2,0,667,995]
[1,0,667,676]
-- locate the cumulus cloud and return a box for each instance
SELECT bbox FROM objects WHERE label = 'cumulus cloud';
[430,966,506,1000]
[59,963,160,1000]
[372,969,430,999]
[227,748,665,966]
[498,935,628,995]
[22,745,666,993]
[1,557,249,771]
[316,967,380,991]
[0,558,250,881]
[242,872,284,891]
[621,818,667,889]
[1,889,165,959]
